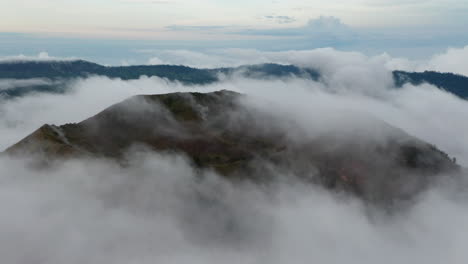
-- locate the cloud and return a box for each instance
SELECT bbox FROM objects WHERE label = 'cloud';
[0,52,78,62]
[145,49,253,67]
[2,47,468,262]
[380,46,468,76]
[2,17,468,62]
[1,147,466,263]
[119,0,174,4]
[142,45,468,79]
[0,78,57,91]
[236,16,355,38]
[363,0,427,7]
[3,47,467,165]
[2,48,468,164]
[161,16,355,48]
[424,46,468,76]
[165,25,229,32]
[143,48,468,165]
[264,15,296,24]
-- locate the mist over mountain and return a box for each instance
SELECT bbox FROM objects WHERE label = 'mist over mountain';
[6,90,459,206]
[1,48,468,263]
[1,59,467,100]
[393,70,468,99]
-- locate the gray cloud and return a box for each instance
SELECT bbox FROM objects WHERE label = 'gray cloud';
[264,15,296,24]
[119,0,174,4]
[0,52,78,62]
[0,149,465,263]
[165,25,230,32]
[236,16,355,38]
[164,16,352,40]
[0,78,56,91]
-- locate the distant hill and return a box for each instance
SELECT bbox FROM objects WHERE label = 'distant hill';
[5,90,458,205]
[1,60,468,99]
[0,60,320,98]
[0,60,320,81]
[393,70,468,98]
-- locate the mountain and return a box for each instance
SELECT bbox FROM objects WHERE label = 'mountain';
[0,60,319,81]
[393,70,468,98]
[0,60,319,99]
[0,60,218,85]
[1,60,468,100]
[5,90,458,206]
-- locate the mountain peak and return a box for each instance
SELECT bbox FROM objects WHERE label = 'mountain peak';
[5,90,458,205]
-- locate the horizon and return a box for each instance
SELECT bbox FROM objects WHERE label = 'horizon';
[2,0,468,64]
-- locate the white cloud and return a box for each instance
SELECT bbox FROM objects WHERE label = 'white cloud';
[380,46,468,76]
[119,0,174,4]
[1,150,467,263]
[0,78,57,91]
[143,45,468,78]
[425,46,468,76]
[0,52,78,62]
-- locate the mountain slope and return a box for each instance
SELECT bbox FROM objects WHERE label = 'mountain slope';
[393,70,468,98]
[5,90,458,205]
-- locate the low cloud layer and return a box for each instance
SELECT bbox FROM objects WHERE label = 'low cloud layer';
[144,46,468,78]
[0,152,467,264]
[378,46,468,77]
[0,52,77,62]
[1,47,468,263]
[0,78,57,91]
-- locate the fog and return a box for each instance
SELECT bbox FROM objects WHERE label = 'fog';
[0,52,77,62]
[0,78,59,91]
[145,46,468,77]
[1,48,468,263]
[1,153,467,264]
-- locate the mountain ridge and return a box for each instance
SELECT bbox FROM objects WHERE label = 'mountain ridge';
[1,59,467,99]
[5,90,459,206]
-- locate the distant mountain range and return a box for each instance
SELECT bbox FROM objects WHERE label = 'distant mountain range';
[1,60,467,99]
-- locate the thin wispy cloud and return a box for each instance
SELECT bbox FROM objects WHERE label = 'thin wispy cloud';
[165,25,231,32]
[264,15,297,24]
[119,0,175,4]
[236,16,354,37]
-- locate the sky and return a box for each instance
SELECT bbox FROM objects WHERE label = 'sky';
[1,0,468,63]
[2,0,468,36]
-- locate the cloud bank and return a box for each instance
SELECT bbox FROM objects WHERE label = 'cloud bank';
[0,52,78,62]
[0,152,467,264]
[235,16,355,41]
[143,45,468,78]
